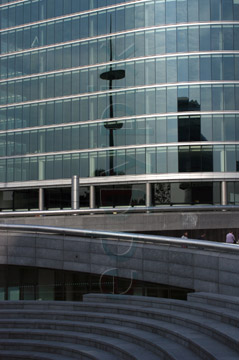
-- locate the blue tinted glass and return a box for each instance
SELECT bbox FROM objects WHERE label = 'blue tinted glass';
[31,1,38,22]
[211,26,223,50]
[177,28,188,52]
[211,0,221,20]
[224,85,235,110]
[178,57,188,82]
[188,0,198,21]
[235,86,239,110]
[156,88,166,114]
[116,8,125,31]
[188,27,199,52]
[166,29,176,53]
[212,56,223,80]
[222,0,233,20]
[155,29,166,54]
[199,0,210,21]
[189,57,199,81]
[212,85,223,110]
[167,57,177,83]
[223,26,233,50]
[200,27,210,51]
[234,26,239,50]
[225,145,236,171]
[224,116,235,141]
[167,87,177,113]
[201,86,211,111]
[155,0,165,24]
[200,56,211,81]
[234,56,239,80]
[234,2,239,20]
[135,3,144,28]
[223,56,234,80]
[166,0,176,24]
[177,0,187,22]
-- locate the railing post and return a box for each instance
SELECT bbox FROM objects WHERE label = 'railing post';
[146,183,152,208]
[221,181,227,206]
[90,185,95,210]
[39,188,44,211]
[71,175,79,210]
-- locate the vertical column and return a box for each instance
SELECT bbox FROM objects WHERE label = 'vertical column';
[90,185,95,209]
[39,188,44,211]
[71,175,79,210]
[221,181,227,205]
[146,183,152,208]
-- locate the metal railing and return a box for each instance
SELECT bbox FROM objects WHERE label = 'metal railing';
[0,205,239,217]
[0,223,238,253]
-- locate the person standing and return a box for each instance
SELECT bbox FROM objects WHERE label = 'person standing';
[181,232,188,239]
[226,231,235,244]
[199,233,206,240]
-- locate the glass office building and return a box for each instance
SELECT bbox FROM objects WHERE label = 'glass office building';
[0,0,239,210]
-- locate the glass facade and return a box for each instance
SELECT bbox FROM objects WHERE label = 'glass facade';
[0,264,191,301]
[0,0,239,209]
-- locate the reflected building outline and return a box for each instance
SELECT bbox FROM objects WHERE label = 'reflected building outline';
[0,0,238,212]
[100,19,125,176]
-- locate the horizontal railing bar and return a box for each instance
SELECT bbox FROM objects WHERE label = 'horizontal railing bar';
[0,205,239,217]
[0,223,238,253]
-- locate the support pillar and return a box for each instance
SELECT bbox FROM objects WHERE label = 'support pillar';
[146,183,152,208]
[221,181,227,206]
[71,175,79,210]
[90,185,95,209]
[39,188,44,211]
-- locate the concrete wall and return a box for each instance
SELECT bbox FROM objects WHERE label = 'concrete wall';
[1,210,239,241]
[0,230,239,296]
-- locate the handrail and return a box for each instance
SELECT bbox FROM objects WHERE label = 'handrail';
[0,205,239,217]
[0,223,238,253]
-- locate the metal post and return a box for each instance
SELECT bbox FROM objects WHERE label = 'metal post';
[90,185,95,210]
[39,188,44,211]
[71,175,79,210]
[221,181,227,206]
[146,183,152,208]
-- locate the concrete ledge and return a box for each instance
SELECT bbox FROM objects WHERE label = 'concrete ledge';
[1,229,239,296]
[2,211,239,241]
[188,292,239,311]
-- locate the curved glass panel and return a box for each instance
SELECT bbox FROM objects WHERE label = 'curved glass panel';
[1,144,239,182]
[1,24,239,56]
[0,114,238,156]
[0,0,238,185]
[1,0,239,30]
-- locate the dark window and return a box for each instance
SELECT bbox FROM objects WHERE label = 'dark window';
[178,116,201,142]
[96,184,145,207]
[13,189,38,210]
[153,182,215,206]
[45,188,71,209]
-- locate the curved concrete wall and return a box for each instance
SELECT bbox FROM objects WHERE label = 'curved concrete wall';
[0,230,239,296]
[2,211,239,241]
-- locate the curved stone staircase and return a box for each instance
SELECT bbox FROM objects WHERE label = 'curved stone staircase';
[0,292,239,359]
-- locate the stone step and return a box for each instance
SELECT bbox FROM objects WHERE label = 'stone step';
[0,301,238,352]
[187,292,239,311]
[0,328,161,360]
[83,293,239,327]
[0,350,75,360]
[0,338,131,360]
[0,324,200,360]
[69,302,239,352]
[0,310,238,360]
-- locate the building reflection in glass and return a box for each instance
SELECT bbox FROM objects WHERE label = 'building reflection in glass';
[178,97,207,142]
[153,182,219,206]
[99,28,125,176]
